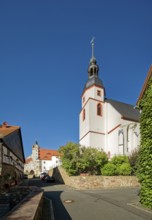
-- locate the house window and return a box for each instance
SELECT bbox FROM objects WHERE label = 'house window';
[83,109,85,121]
[97,90,101,96]
[97,103,102,116]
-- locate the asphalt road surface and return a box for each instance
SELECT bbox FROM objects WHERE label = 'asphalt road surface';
[28,178,152,220]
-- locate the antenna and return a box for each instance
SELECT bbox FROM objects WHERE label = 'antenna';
[90,37,95,58]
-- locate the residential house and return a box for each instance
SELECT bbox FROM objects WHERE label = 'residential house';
[0,122,25,187]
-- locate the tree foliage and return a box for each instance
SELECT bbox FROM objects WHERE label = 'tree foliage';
[136,77,152,209]
[59,143,108,175]
[58,142,81,175]
[78,147,108,175]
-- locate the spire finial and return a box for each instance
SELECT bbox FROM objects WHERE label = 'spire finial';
[90,37,95,58]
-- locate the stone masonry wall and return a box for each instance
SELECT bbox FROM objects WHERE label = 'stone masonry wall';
[0,164,22,191]
[53,166,140,190]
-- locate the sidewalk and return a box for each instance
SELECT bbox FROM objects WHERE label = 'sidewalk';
[21,178,55,220]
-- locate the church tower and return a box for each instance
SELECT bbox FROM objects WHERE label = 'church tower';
[79,40,105,151]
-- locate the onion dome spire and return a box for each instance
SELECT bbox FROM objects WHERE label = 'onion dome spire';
[88,37,99,79]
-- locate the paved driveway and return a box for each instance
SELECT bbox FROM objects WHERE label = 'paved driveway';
[28,179,152,220]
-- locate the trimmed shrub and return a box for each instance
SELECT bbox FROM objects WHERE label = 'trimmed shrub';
[110,155,129,166]
[117,163,132,175]
[101,163,117,176]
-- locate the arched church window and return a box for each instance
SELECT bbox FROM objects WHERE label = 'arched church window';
[118,130,124,145]
[97,103,102,116]
[83,109,85,121]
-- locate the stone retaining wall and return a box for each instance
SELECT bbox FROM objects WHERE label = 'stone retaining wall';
[53,166,140,190]
[2,186,43,220]
[0,164,22,191]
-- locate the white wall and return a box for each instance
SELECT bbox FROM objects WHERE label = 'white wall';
[80,85,105,146]
[41,156,62,172]
[82,86,104,108]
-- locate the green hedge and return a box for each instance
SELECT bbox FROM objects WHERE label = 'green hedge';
[136,77,152,209]
[102,155,132,176]
[101,163,116,176]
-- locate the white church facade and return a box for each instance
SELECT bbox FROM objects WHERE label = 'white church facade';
[79,42,140,158]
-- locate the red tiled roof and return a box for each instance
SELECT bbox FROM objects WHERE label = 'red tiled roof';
[0,123,20,137]
[25,157,33,164]
[39,148,60,160]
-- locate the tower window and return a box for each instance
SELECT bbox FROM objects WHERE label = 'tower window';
[97,103,102,116]
[89,69,93,77]
[97,90,101,96]
[83,109,85,121]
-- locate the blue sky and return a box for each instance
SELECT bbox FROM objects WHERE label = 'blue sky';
[0,0,152,158]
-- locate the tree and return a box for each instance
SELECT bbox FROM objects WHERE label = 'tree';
[78,147,108,175]
[136,77,152,209]
[59,142,81,175]
[59,143,108,175]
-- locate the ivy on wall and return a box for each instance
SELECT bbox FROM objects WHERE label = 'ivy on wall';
[137,77,152,209]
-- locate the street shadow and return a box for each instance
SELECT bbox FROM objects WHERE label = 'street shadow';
[26,178,72,220]
[45,190,72,220]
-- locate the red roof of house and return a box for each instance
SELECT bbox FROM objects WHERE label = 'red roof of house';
[25,157,33,164]
[0,122,20,137]
[39,148,60,160]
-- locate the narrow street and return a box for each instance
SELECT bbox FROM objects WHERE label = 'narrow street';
[27,178,152,220]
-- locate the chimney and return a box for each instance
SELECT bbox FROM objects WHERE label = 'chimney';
[2,122,9,127]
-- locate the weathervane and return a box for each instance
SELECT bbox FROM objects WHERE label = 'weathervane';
[90,37,95,58]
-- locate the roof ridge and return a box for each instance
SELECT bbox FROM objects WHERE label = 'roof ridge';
[105,98,134,106]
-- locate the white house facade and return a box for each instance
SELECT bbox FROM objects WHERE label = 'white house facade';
[79,42,140,158]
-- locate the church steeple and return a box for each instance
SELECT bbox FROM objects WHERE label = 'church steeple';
[88,38,99,79]
[83,38,103,93]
